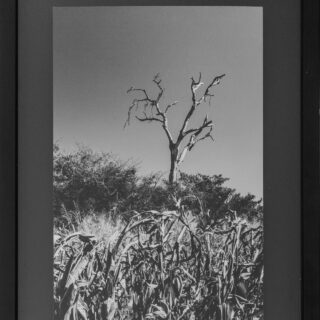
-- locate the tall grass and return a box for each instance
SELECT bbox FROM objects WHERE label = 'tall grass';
[54,201,263,320]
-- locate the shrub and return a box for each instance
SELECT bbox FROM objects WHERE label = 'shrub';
[54,145,262,225]
[54,144,138,218]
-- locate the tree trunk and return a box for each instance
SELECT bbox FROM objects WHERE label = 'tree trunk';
[169,146,178,184]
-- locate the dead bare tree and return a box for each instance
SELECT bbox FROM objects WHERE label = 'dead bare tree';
[125,73,225,184]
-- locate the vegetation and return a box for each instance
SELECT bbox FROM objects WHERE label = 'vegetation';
[53,146,263,320]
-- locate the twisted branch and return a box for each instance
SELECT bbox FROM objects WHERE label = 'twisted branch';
[125,73,225,180]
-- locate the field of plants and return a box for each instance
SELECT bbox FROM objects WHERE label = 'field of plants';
[53,146,263,320]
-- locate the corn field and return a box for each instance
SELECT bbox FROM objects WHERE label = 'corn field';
[54,200,263,320]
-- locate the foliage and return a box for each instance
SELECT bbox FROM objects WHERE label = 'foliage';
[53,144,137,218]
[175,173,263,222]
[53,145,263,319]
[54,146,262,225]
[54,204,263,320]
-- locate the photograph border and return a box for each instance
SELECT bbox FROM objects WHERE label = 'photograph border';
[0,0,17,319]
[301,0,320,318]
[0,0,319,319]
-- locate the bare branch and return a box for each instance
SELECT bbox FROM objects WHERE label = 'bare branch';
[206,74,226,92]
[127,87,153,102]
[177,125,214,166]
[191,72,204,92]
[164,101,179,114]
[161,118,174,145]
[197,74,226,105]
[135,113,163,123]
[125,74,174,145]
[176,73,204,142]
[152,74,164,103]
[193,126,214,145]
[124,100,137,128]
[124,98,152,127]
[184,116,213,136]
[177,73,225,143]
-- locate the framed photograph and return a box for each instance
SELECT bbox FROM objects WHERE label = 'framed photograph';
[0,0,319,319]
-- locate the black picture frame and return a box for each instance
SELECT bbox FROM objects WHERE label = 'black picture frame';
[0,0,17,319]
[0,0,319,319]
[301,0,320,318]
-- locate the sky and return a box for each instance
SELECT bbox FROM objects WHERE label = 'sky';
[53,6,263,198]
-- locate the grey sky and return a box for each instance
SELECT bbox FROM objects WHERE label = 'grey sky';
[53,6,263,198]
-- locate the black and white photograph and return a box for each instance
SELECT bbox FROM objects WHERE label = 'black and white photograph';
[53,6,263,320]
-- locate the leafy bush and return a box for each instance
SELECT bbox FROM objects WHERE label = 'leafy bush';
[54,144,138,218]
[54,146,262,225]
[176,173,263,222]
